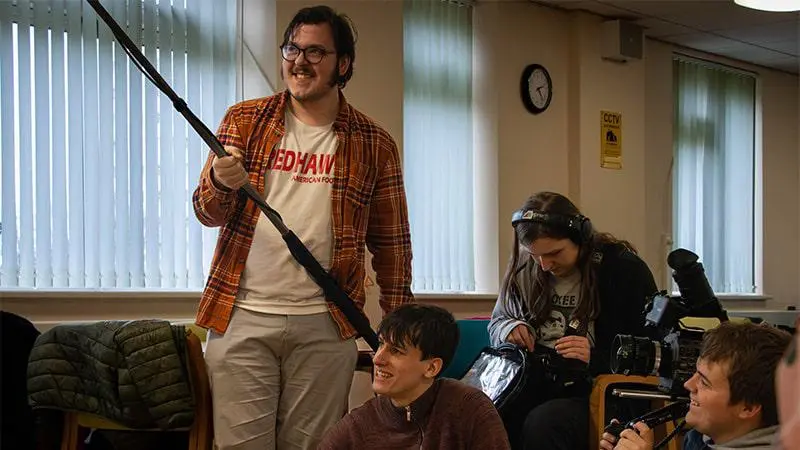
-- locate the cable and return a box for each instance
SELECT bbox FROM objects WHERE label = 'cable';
[655,419,687,450]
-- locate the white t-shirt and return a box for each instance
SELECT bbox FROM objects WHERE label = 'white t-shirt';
[236,110,337,315]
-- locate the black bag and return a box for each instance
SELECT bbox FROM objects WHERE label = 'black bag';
[460,343,592,413]
[527,344,590,388]
[459,343,530,412]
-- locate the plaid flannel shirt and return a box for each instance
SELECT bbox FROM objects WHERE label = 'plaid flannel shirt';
[192,91,414,339]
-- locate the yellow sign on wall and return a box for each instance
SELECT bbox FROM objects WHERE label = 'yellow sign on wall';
[600,110,622,169]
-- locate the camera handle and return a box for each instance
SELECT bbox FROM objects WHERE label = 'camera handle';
[611,388,689,402]
[604,389,690,450]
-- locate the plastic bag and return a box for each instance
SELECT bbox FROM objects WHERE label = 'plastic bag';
[460,343,529,412]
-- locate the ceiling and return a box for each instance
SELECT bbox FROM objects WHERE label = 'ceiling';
[531,0,799,74]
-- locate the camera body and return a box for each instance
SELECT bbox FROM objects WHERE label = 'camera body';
[530,318,589,387]
[611,248,728,399]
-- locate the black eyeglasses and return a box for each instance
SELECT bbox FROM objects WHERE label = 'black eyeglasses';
[280,44,334,64]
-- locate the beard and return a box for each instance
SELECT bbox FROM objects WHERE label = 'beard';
[283,63,339,103]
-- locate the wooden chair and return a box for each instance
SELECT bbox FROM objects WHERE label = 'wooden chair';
[60,327,213,450]
[589,374,682,450]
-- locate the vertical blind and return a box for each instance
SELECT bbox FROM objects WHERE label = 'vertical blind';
[0,0,236,289]
[672,57,756,294]
[403,0,475,293]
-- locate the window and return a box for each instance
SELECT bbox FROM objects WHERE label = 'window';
[672,56,757,294]
[0,0,236,290]
[403,0,474,293]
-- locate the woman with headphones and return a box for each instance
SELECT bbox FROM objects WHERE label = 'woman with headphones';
[488,191,658,450]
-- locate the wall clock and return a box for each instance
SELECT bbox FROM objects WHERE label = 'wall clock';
[520,64,552,114]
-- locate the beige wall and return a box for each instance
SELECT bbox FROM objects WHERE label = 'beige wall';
[761,68,800,309]
[276,0,800,311]
[643,39,675,290]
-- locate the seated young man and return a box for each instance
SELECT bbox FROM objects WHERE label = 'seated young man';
[318,304,511,450]
[600,321,791,450]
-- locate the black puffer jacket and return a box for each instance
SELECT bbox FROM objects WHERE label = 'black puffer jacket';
[2,311,41,450]
[27,320,195,430]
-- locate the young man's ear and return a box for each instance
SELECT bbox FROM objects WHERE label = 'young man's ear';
[738,402,763,421]
[423,357,444,379]
[337,56,350,78]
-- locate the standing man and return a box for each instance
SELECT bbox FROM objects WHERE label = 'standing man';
[192,5,413,449]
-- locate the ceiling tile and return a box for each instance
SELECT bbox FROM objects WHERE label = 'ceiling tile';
[709,43,795,61]
[530,0,592,9]
[661,32,745,49]
[712,20,799,44]
[531,0,586,4]
[580,3,642,17]
[762,58,799,73]
[766,39,799,55]
[749,55,798,65]
[634,17,696,37]
[605,1,720,17]
[606,0,797,30]
[533,0,647,19]
[528,0,800,74]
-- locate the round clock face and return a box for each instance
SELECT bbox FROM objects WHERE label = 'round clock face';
[528,69,550,109]
[520,64,552,114]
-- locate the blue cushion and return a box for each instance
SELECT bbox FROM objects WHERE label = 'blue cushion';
[440,319,491,379]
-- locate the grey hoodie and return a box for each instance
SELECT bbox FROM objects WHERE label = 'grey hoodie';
[488,260,536,347]
[701,426,781,449]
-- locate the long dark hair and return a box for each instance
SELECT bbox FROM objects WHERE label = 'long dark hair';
[499,192,637,331]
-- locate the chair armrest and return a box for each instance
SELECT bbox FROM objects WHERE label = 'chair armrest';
[356,350,374,374]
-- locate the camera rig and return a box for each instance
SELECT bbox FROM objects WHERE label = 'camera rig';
[611,248,728,397]
[604,248,728,448]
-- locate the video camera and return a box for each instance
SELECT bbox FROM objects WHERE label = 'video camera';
[610,248,729,399]
[603,249,728,446]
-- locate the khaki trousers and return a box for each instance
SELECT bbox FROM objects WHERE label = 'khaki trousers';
[205,307,357,450]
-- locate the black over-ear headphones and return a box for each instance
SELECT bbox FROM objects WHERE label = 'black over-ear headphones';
[511,209,594,244]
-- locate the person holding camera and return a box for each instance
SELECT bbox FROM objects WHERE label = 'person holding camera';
[488,191,658,450]
[600,321,791,450]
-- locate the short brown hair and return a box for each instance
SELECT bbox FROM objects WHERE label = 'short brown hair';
[700,321,792,426]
